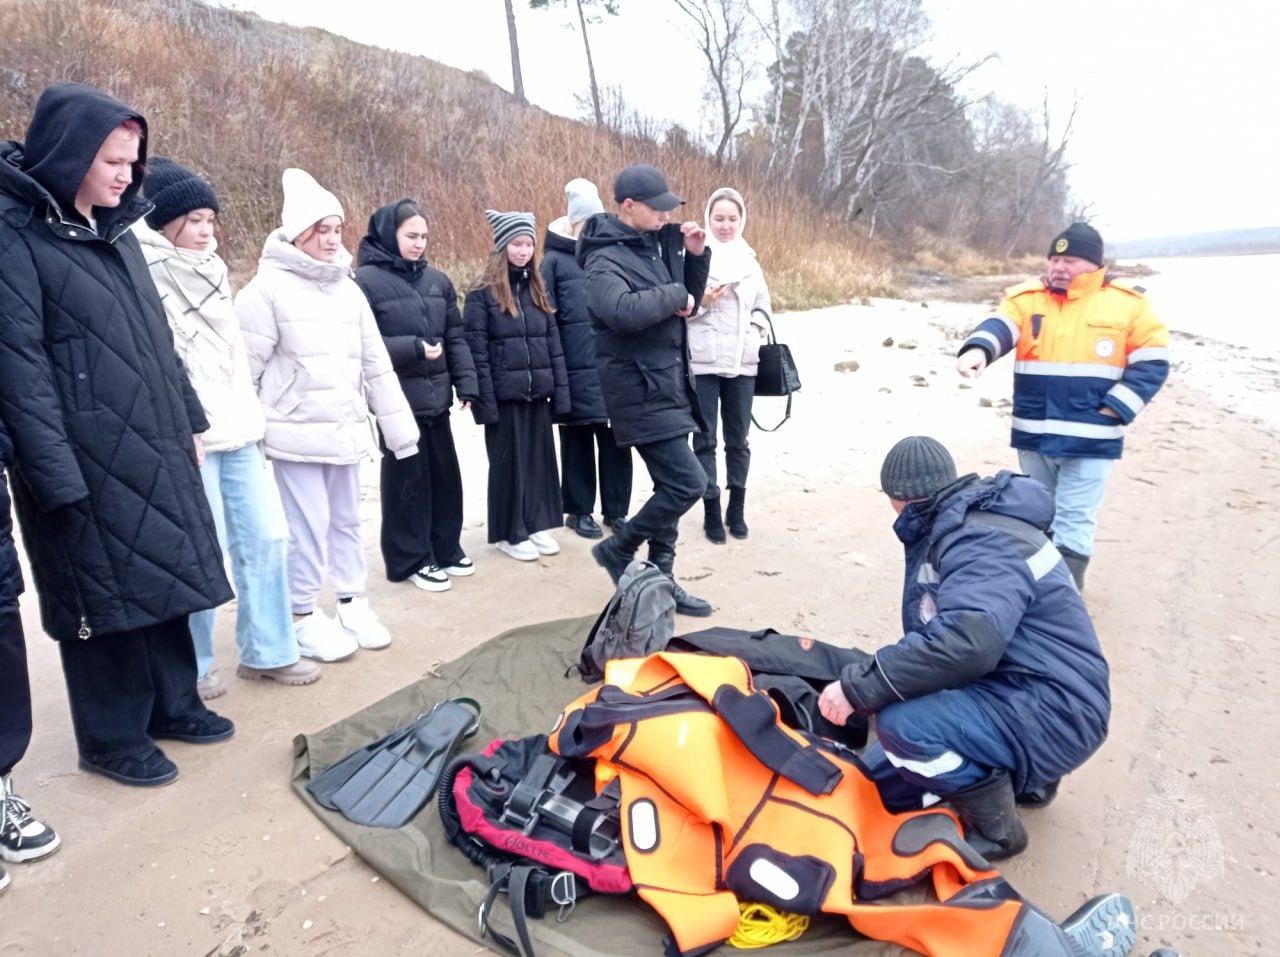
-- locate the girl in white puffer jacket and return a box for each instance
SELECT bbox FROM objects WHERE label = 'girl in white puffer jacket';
[687,186,772,544]
[235,169,418,661]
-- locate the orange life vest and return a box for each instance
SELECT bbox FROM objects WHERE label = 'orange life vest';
[549,652,1032,956]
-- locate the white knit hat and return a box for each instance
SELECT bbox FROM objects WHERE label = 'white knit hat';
[280,168,344,242]
[565,178,603,225]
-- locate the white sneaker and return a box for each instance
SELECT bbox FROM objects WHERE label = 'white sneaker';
[411,565,452,592]
[336,596,392,650]
[529,530,560,556]
[294,611,359,662]
[496,540,540,562]
[442,556,475,577]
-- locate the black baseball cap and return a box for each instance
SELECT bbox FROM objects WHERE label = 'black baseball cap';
[613,164,684,212]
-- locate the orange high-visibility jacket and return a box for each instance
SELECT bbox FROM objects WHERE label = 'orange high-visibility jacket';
[549,652,1041,956]
[963,270,1170,459]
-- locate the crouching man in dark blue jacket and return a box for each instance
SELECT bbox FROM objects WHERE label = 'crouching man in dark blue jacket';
[819,436,1110,861]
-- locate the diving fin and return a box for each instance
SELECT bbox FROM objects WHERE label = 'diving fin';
[307,724,415,810]
[333,698,481,829]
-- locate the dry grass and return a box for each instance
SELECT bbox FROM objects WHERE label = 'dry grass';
[0,0,1012,310]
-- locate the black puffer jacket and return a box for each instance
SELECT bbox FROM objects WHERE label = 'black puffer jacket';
[541,220,606,426]
[577,214,710,447]
[354,200,478,421]
[0,421,22,609]
[0,83,231,641]
[463,266,571,426]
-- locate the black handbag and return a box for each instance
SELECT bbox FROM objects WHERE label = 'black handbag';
[751,308,800,431]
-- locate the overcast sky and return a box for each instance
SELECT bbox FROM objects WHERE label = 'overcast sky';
[219,0,1278,242]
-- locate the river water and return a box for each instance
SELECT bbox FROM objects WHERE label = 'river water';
[1119,253,1280,424]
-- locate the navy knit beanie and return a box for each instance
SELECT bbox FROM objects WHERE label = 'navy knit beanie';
[144,157,219,230]
[880,437,957,501]
[1048,222,1104,267]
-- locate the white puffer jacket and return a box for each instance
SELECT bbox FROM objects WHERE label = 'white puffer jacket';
[688,268,772,378]
[688,187,773,378]
[235,230,419,464]
[134,222,266,453]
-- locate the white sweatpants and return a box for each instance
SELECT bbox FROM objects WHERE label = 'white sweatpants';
[272,461,366,614]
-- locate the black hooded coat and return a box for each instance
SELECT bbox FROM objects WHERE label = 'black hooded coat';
[354,201,479,421]
[0,421,22,609]
[540,224,606,425]
[0,83,231,641]
[576,215,710,447]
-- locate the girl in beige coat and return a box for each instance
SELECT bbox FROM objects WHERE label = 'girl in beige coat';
[236,169,418,660]
[688,186,772,543]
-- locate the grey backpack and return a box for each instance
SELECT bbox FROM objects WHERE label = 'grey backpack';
[574,559,676,683]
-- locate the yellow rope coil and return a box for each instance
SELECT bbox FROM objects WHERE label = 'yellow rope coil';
[728,902,810,948]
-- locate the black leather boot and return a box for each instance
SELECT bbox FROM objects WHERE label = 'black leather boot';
[726,487,748,539]
[592,520,640,584]
[703,496,726,544]
[1057,545,1089,591]
[945,770,1029,862]
[648,549,713,617]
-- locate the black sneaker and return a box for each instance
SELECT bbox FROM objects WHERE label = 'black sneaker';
[0,776,61,863]
[565,514,604,539]
[671,582,713,617]
[591,537,633,584]
[79,748,179,788]
[411,564,452,592]
[150,711,236,744]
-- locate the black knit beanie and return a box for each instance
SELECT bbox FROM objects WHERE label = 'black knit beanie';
[880,437,957,501]
[144,156,219,230]
[1048,222,1104,267]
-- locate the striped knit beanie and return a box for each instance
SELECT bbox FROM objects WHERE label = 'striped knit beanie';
[485,209,536,251]
[880,436,957,501]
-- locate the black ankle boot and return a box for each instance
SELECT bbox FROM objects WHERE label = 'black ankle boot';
[726,488,748,539]
[1057,545,1089,591]
[703,496,726,544]
[945,770,1029,862]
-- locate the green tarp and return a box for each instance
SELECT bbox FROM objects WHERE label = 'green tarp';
[291,616,906,956]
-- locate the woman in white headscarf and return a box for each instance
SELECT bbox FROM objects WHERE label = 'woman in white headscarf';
[687,186,772,543]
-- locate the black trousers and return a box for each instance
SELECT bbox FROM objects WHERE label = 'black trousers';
[559,423,634,518]
[693,373,754,499]
[58,616,208,763]
[484,400,562,544]
[0,608,31,776]
[618,434,707,572]
[381,413,466,580]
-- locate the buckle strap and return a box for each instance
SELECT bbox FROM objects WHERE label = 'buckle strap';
[478,863,577,957]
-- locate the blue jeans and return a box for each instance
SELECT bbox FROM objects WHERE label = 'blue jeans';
[191,444,298,677]
[1016,450,1115,556]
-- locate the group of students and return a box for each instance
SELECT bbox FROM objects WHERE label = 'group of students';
[0,82,774,891]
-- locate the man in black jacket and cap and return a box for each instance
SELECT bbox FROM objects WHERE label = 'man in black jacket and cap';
[579,164,713,615]
[0,83,234,787]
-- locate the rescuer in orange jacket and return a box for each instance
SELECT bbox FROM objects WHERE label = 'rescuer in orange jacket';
[956,222,1170,589]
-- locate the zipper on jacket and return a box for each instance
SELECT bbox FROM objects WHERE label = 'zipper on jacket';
[515,275,533,398]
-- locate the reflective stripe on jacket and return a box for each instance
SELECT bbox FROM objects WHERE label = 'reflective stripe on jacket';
[963,270,1169,458]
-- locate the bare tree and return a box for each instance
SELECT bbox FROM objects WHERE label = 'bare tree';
[504,0,526,101]
[530,0,620,125]
[669,0,753,165]
[1001,92,1079,256]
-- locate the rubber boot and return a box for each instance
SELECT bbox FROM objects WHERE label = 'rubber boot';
[726,487,748,539]
[649,548,713,618]
[1016,777,1060,809]
[945,770,1029,862]
[1058,545,1089,591]
[703,496,726,544]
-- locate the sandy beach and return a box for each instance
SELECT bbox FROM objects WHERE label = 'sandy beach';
[5,293,1278,956]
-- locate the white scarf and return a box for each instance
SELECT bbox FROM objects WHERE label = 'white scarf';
[703,186,760,285]
[134,221,238,346]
